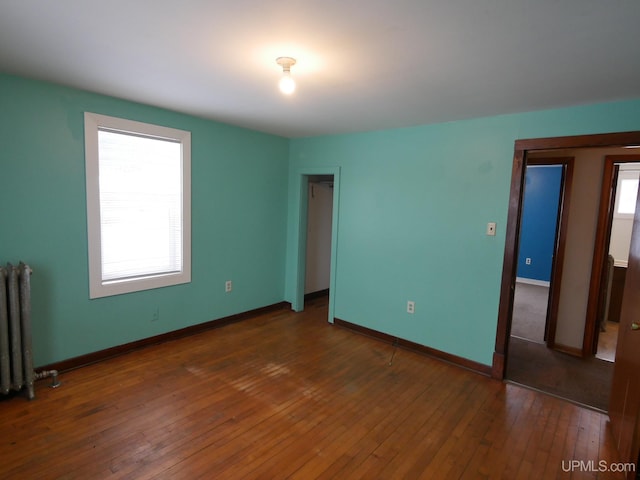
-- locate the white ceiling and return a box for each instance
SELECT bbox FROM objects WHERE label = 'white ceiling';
[1,0,639,138]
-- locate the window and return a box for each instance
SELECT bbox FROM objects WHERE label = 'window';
[617,178,639,215]
[614,170,640,218]
[85,113,191,298]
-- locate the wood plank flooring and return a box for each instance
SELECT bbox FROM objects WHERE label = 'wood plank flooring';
[0,297,629,479]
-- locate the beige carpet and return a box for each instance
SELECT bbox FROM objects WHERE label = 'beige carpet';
[510,282,548,344]
[506,336,613,411]
[508,281,617,411]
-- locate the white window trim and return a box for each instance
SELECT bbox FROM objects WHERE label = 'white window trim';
[84,112,191,299]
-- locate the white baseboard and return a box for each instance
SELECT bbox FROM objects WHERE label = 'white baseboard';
[516,277,550,287]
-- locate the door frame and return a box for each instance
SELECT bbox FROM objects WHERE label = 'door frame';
[588,155,640,354]
[492,131,640,380]
[290,166,341,322]
[519,158,573,350]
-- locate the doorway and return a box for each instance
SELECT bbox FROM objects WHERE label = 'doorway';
[494,133,640,403]
[505,149,639,410]
[591,158,640,362]
[510,159,568,349]
[304,175,334,303]
[495,133,640,376]
[290,167,341,323]
[504,151,616,410]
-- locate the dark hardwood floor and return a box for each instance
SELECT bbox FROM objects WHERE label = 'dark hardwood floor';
[0,297,627,479]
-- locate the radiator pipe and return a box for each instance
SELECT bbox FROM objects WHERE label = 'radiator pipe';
[34,370,61,389]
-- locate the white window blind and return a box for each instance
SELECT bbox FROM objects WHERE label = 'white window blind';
[98,129,183,282]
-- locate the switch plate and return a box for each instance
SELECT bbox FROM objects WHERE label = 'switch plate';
[225,280,232,293]
[407,301,415,314]
[486,222,496,236]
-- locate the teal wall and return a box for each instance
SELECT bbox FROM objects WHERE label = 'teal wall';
[0,74,289,367]
[286,99,640,366]
[3,71,640,370]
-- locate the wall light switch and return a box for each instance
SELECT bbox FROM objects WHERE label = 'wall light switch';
[486,222,497,236]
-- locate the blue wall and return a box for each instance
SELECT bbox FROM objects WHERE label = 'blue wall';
[0,74,289,366]
[517,166,563,282]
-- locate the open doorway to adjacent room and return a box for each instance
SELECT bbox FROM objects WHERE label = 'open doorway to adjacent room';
[304,175,334,307]
[593,159,640,362]
[510,160,566,348]
[499,140,640,412]
[291,167,340,323]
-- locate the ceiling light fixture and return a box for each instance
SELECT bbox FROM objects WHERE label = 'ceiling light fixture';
[276,57,296,95]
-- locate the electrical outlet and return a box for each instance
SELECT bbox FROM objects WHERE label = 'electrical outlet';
[486,222,497,236]
[407,301,415,314]
[225,280,232,293]
[525,258,532,265]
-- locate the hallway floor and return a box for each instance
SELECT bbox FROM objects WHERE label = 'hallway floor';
[508,282,616,411]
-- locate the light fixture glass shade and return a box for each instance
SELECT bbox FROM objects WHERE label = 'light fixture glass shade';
[279,73,296,95]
